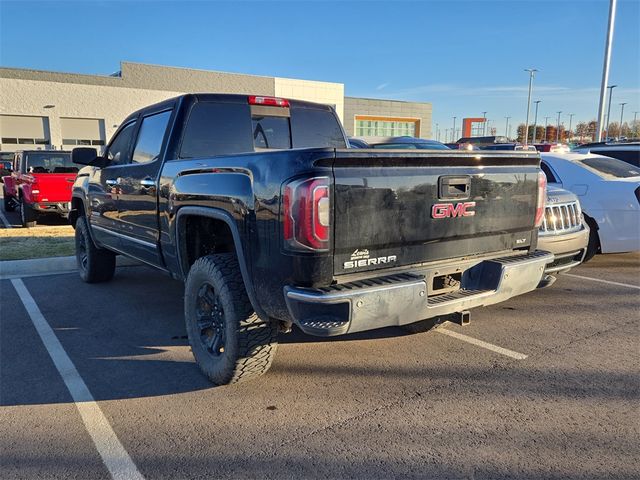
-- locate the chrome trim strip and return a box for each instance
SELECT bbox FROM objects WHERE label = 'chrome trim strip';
[91,225,157,248]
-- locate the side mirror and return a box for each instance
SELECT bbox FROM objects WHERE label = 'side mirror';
[72,147,107,167]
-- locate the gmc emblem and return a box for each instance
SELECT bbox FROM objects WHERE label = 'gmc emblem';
[431,202,476,218]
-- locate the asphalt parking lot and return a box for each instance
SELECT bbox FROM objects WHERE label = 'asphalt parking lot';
[1,242,639,479]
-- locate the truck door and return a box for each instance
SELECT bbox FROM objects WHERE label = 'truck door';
[116,107,173,266]
[87,120,137,251]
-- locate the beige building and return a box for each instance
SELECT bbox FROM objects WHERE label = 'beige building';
[0,62,432,152]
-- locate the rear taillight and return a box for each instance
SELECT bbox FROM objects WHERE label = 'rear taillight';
[534,170,547,227]
[283,177,330,251]
[248,95,290,107]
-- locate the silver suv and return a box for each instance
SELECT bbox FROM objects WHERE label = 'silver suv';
[537,185,590,286]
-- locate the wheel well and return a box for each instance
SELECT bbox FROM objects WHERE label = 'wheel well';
[583,213,601,251]
[69,197,85,227]
[180,215,235,273]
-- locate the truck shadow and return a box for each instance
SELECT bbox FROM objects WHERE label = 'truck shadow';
[1,264,637,407]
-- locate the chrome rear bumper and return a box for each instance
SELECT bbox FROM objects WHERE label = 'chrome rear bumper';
[285,250,554,336]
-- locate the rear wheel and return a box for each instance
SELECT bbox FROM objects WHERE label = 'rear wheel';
[19,199,37,228]
[3,187,15,212]
[184,254,278,385]
[583,215,600,263]
[75,215,116,283]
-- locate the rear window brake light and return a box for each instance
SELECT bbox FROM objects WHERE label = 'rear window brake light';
[248,96,290,107]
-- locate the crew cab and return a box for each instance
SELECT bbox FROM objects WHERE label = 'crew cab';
[69,94,552,385]
[1,150,76,227]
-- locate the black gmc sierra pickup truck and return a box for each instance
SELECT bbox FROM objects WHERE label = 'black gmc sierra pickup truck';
[70,93,552,385]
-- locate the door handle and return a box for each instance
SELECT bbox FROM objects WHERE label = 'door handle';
[105,179,118,186]
[140,178,155,188]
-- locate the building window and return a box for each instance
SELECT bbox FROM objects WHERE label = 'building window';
[355,117,420,137]
[1,137,49,145]
[62,139,105,146]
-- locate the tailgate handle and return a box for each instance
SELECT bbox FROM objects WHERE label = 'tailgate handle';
[439,176,471,200]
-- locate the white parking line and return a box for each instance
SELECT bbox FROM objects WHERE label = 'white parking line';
[10,279,144,480]
[436,328,528,360]
[0,208,11,228]
[563,273,640,290]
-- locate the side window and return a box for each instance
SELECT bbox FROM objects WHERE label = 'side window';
[540,161,558,183]
[132,110,172,164]
[179,102,253,158]
[106,122,136,166]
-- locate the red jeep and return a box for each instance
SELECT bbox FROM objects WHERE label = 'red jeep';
[2,150,77,227]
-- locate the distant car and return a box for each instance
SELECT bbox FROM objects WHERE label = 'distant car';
[0,153,12,181]
[480,143,537,151]
[537,185,590,287]
[2,150,76,227]
[455,135,510,147]
[534,143,570,153]
[347,138,371,148]
[348,136,450,150]
[571,142,640,167]
[541,153,640,259]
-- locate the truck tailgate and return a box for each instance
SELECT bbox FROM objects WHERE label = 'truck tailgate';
[332,150,541,275]
[32,173,76,202]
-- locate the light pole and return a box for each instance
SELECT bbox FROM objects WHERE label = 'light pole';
[618,102,627,138]
[504,116,511,138]
[556,111,562,143]
[481,111,487,136]
[568,113,575,143]
[544,116,551,142]
[435,123,439,141]
[531,100,541,143]
[452,116,457,142]
[596,0,618,141]
[605,84,617,139]
[523,68,538,145]
[634,112,639,137]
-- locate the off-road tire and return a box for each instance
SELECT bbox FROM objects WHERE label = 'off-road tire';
[184,254,278,385]
[583,215,600,263]
[75,215,116,283]
[19,199,37,227]
[401,316,448,334]
[3,188,15,212]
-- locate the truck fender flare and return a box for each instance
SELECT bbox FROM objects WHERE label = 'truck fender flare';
[69,193,99,247]
[174,206,268,321]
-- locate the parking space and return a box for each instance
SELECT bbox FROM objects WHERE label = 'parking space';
[1,252,638,479]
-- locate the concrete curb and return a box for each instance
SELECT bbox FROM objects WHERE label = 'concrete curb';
[0,255,142,279]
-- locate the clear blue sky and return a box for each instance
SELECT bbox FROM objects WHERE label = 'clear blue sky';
[1,0,639,138]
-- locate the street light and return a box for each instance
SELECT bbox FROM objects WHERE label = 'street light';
[556,111,562,142]
[596,0,618,141]
[619,103,627,138]
[452,116,457,142]
[435,123,439,141]
[605,84,617,139]
[481,111,487,136]
[531,100,541,143]
[544,116,551,142]
[568,113,575,142]
[523,68,538,145]
[504,116,511,138]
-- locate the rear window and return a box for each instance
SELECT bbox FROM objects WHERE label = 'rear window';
[580,156,640,178]
[290,108,346,149]
[252,115,291,149]
[179,101,345,158]
[25,152,76,174]
[180,102,253,158]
